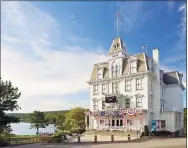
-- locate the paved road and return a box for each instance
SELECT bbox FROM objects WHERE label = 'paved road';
[5,138,186,148]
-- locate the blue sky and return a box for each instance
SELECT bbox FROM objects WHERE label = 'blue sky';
[1,1,186,113]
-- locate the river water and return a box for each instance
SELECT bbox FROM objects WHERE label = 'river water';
[10,122,55,135]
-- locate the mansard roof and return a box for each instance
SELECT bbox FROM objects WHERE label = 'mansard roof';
[90,52,148,81]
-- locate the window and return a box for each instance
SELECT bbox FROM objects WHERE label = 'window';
[102,101,105,110]
[115,65,119,76]
[93,85,98,95]
[97,68,102,79]
[100,120,104,125]
[178,113,181,123]
[125,80,131,91]
[125,98,130,108]
[160,101,164,111]
[112,120,115,126]
[112,66,115,77]
[112,83,115,93]
[151,98,153,109]
[102,84,106,94]
[120,119,123,126]
[130,61,136,73]
[93,100,98,110]
[136,79,142,90]
[116,82,119,93]
[136,97,142,108]
[116,120,119,126]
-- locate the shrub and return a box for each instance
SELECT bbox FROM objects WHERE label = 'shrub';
[70,129,85,134]
[47,137,61,143]
[144,125,149,136]
[152,131,171,136]
[140,132,144,137]
[0,140,9,147]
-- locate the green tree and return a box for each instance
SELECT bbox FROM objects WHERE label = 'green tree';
[45,113,57,132]
[65,107,85,131]
[55,113,66,131]
[0,79,21,133]
[28,111,47,135]
[184,108,187,134]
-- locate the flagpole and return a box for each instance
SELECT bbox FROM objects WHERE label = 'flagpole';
[116,7,119,37]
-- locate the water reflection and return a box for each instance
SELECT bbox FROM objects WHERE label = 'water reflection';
[11,122,55,135]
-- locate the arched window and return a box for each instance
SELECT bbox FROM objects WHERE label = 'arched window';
[115,65,119,76]
[112,66,115,77]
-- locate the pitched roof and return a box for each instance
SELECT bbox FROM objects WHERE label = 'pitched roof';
[163,71,179,85]
[163,71,185,90]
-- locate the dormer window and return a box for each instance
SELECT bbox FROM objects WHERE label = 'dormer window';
[114,44,117,49]
[116,43,119,48]
[97,68,102,79]
[130,61,136,73]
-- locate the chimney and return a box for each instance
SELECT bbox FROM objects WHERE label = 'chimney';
[152,48,159,65]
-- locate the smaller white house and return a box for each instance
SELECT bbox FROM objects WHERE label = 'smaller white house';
[85,37,185,136]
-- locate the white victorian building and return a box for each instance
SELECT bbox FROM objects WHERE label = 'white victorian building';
[85,37,185,136]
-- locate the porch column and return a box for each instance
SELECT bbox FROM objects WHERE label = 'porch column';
[85,113,88,130]
[115,115,116,130]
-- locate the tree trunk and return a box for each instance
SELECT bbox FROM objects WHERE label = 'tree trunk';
[36,127,39,135]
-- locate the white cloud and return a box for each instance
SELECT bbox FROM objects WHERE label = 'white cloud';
[173,3,186,51]
[1,2,108,113]
[118,1,151,33]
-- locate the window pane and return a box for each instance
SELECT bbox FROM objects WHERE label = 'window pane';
[120,120,123,126]
[112,120,115,126]
[116,120,119,126]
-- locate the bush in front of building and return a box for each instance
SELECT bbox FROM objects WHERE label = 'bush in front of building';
[144,125,149,136]
[151,130,171,137]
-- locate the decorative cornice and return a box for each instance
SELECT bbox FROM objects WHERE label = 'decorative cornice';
[88,71,149,85]
[135,93,144,97]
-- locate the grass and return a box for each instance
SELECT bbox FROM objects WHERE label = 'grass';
[0,134,50,146]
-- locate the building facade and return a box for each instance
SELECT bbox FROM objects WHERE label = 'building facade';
[85,37,185,135]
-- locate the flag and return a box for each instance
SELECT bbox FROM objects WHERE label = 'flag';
[141,45,147,49]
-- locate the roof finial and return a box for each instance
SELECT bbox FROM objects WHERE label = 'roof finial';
[116,7,120,37]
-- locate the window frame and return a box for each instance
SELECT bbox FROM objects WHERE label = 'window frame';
[112,83,115,93]
[102,101,105,110]
[93,100,98,110]
[97,68,102,80]
[102,84,106,94]
[125,98,130,108]
[93,85,98,95]
[125,80,131,91]
[136,97,142,108]
[130,61,136,73]
[115,65,119,76]
[136,79,142,90]
[116,82,119,93]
